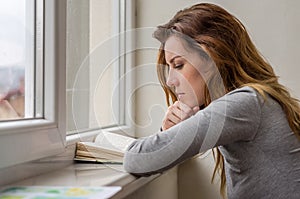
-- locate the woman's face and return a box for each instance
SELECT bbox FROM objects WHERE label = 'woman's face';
[164,36,207,108]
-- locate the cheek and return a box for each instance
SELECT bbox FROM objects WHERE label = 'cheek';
[192,75,205,93]
[189,72,206,103]
[186,67,205,89]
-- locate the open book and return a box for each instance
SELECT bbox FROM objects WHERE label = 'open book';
[74,131,136,164]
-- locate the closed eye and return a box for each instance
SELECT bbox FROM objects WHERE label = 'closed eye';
[174,64,183,69]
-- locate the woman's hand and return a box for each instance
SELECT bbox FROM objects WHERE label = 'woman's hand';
[161,101,200,131]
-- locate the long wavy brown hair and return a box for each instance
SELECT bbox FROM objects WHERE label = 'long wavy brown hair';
[153,3,300,198]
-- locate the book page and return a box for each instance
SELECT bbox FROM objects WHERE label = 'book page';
[76,147,123,159]
[94,131,136,153]
[77,142,123,156]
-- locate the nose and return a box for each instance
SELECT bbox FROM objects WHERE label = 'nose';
[166,68,179,87]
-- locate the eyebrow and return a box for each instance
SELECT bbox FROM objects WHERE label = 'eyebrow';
[167,55,182,65]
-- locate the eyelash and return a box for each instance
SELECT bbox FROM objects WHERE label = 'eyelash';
[174,64,183,69]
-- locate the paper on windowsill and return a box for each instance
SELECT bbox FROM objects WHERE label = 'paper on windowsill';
[0,186,122,199]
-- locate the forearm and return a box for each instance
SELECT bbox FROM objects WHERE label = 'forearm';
[123,115,204,176]
[123,87,261,176]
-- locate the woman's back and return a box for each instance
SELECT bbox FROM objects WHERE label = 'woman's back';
[124,87,300,198]
[220,88,300,199]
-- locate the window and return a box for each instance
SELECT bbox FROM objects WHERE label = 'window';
[0,0,36,120]
[0,0,135,169]
[66,0,135,136]
[0,0,66,169]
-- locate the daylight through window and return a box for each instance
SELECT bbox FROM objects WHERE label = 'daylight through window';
[0,0,43,121]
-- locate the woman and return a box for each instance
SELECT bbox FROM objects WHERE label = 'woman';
[124,3,300,199]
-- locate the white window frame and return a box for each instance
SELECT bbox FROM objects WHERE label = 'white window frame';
[66,0,136,143]
[0,0,66,169]
[0,0,136,169]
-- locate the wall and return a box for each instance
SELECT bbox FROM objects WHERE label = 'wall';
[124,167,178,199]
[66,0,90,132]
[135,0,300,136]
[135,0,300,198]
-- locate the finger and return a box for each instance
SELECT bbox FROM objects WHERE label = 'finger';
[167,110,181,124]
[162,118,176,130]
[162,103,183,130]
[168,102,183,119]
[162,116,176,131]
[177,101,192,112]
[192,106,200,114]
[176,102,196,119]
[162,102,196,131]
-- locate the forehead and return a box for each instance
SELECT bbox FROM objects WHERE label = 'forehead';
[164,36,188,61]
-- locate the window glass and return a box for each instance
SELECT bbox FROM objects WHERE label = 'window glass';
[0,0,66,170]
[0,0,37,121]
[66,0,121,134]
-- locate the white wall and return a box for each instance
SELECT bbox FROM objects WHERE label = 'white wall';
[134,0,202,137]
[208,0,300,98]
[135,0,300,136]
[135,0,300,198]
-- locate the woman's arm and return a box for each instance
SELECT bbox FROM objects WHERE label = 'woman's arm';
[124,87,262,176]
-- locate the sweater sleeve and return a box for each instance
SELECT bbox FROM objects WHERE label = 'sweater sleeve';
[123,87,262,176]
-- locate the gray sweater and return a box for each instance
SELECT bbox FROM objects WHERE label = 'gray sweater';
[124,86,300,199]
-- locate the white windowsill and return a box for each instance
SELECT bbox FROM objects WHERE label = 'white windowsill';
[2,162,162,198]
[1,148,161,198]
[0,126,164,199]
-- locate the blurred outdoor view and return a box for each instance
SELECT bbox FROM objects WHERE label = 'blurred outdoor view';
[0,0,33,121]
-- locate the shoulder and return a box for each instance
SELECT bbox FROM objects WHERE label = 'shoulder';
[204,86,263,125]
[212,86,263,107]
[199,86,263,143]
[227,86,259,98]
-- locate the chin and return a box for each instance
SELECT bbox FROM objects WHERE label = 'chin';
[183,100,199,108]
[180,95,200,107]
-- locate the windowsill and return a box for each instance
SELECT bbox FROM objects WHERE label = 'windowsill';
[2,162,160,199]
[0,129,162,198]
[0,127,133,186]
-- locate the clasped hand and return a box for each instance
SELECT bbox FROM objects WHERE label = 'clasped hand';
[161,101,200,131]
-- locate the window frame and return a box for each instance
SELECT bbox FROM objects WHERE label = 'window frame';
[0,0,136,169]
[66,0,136,143]
[0,0,66,169]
